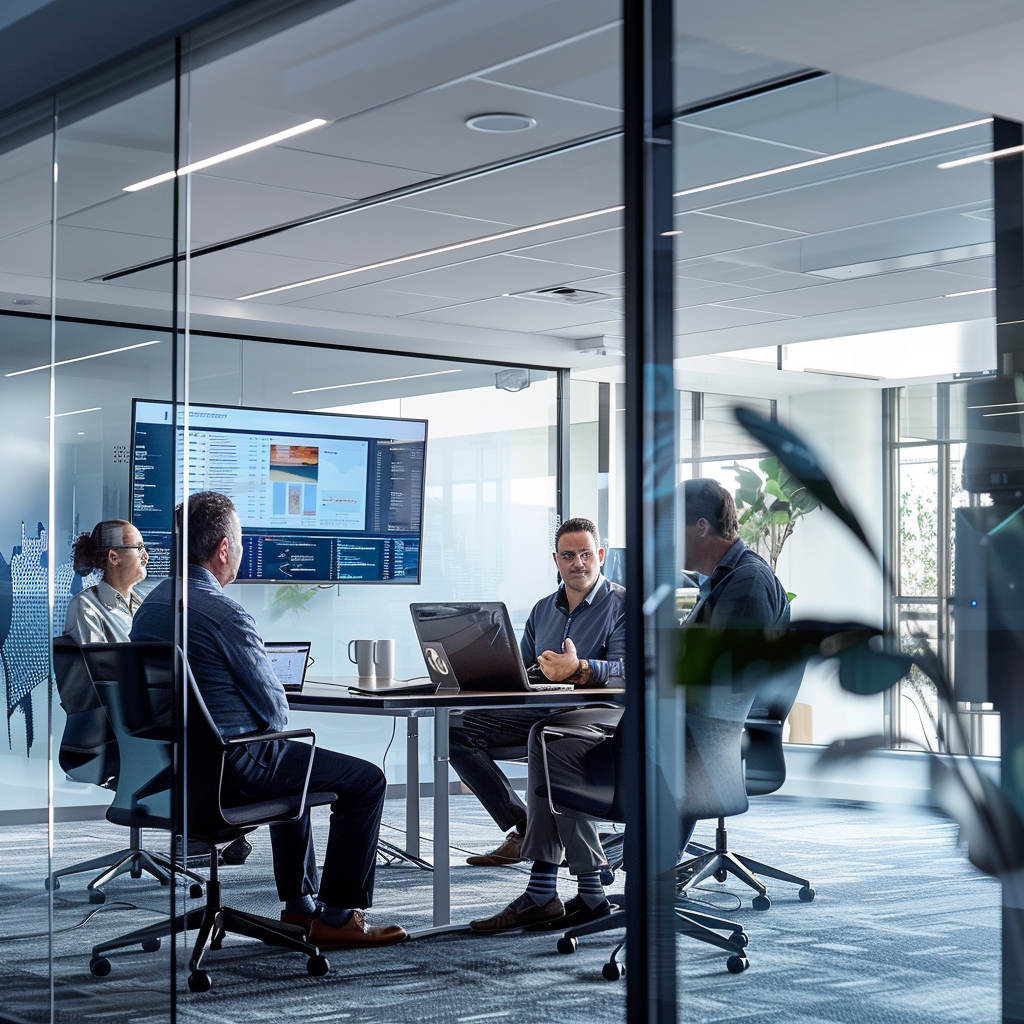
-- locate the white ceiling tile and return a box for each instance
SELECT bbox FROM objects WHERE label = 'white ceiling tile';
[708,157,991,235]
[202,146,426,201]
[286,78,620,177]
[512,226,621,272]
[187,249,356,300]
[407,294,621,332]
[239,202,513,267]
[675,304,796,334]
[0,224,50,280]
[52,226,175,283]
[392,137,621,226]
[367,252,605,302]
[288,287,461,317]
[671,211,803,260]
[481,23,621,109]
[0,135,53,241]
[716,267,968,316]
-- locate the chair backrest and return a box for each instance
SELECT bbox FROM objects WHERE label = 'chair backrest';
[82,642,177,832]
[550,683,755,825]
[744,664,805,797]
[52,636,118,787]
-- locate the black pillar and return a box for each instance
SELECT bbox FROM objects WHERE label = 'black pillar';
[623,0,678,1020]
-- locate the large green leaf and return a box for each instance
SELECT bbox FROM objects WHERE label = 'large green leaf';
[764,479,785,501]
[836,645,914,694]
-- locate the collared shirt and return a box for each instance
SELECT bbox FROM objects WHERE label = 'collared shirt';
[686,539,790,629]
[64,580,140,645]
[130,564,289,737]
[521,574,626,686]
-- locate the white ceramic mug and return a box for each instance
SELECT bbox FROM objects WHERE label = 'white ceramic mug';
[347,639,376,677]
[373,639,395,680]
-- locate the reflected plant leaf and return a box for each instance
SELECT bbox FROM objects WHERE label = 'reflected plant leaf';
[837,645,915,695]
[930,758,1024,876]
[734,407,877,561]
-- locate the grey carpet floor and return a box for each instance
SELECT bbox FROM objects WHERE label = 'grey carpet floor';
[0,796,1000,1024]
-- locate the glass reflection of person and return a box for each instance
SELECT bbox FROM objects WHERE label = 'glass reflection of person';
[64,520,148,644]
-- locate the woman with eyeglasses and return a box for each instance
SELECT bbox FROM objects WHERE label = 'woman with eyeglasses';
[64,519,149,644]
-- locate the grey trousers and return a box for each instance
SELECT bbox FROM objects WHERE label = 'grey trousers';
[520,706,624,874]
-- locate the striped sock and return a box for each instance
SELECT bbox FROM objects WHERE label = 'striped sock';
[525,861,559,906]
[577,870,606,909]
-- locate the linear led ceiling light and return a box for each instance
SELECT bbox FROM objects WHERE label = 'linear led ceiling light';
[674,118,992,198]
[945,287,995,298]
[123,119,328,192]
[46,407,101,419]
[236,205,625,301]
[939,144,1024,170]
[6,339,162,377]
[293,369,462,395]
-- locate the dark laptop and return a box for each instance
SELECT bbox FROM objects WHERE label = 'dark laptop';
[264,641,312,692]
[409,602,575,693]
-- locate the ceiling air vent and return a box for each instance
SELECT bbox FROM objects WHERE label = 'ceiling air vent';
[514,286,611,305]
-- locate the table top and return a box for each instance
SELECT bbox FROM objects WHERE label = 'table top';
[290,677,624,715]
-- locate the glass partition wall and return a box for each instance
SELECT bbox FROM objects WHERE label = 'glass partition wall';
[0,0,1010,1020]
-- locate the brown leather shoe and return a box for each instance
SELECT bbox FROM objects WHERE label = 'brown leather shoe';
[466,831,525,867]
[309,910,407,949]
[469,893,564,934]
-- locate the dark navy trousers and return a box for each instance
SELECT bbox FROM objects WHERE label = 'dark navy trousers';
[225,740,385,910]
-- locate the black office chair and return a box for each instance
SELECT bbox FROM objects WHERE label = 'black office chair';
[678,666,815,909]
[48,636,201,901]
[541,680,758,978]
[82,643,337,991]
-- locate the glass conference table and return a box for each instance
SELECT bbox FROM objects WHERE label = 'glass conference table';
[290,679,624,936]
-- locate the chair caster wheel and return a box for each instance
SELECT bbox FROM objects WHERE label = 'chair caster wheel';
[752,894,771,911]
[557,936,578,954]
[798,886,816,902]
[306,954,330,977]
[89,956,111,977]
[714,868,728,883]
[141,938,161,952]
[602,960,625,981]
[45,877,58,892]
[187,970,212,992]
[88,890,106,905]
[731,931,749,949]
[189,883,204,900]
[599,867,616,887]
[727,955,749,974]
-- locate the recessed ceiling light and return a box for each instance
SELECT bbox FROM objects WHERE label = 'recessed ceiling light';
[939,144,1024,170]
[466,113,536,133]
[661,230,683,236]
[123,119,328,192]
[46,407,101,419]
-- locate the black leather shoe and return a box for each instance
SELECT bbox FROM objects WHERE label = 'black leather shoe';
[221,836,252,865]
[527,894,611,931]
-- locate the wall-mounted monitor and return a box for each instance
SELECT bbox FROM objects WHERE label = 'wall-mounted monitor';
[131,399,427,584]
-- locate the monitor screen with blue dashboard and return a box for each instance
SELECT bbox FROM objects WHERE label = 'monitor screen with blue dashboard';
[131,399,427,584]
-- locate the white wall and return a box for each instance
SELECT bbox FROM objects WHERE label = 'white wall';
[781,387,887,745]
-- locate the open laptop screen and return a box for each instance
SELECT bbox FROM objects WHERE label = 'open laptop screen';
[265,641,311,692]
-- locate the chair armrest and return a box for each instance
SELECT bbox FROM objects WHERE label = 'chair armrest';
[539,723,609,742]
[219,729,317,825]
[224,728,315,747]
